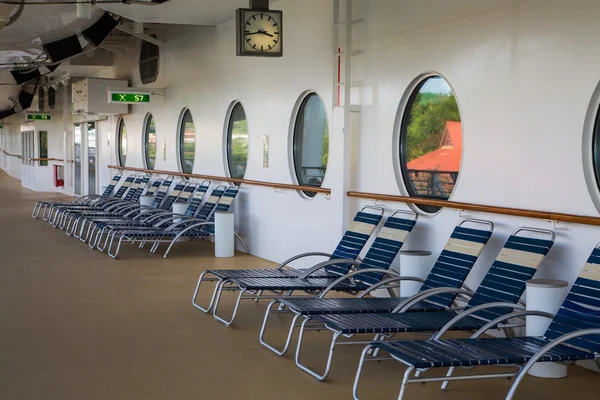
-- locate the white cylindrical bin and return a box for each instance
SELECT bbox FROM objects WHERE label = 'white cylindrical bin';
[172,203,188,223]
[399,250,432,297]
[215,212,235,258]
[526,279,569,378]
[139,195,154,207]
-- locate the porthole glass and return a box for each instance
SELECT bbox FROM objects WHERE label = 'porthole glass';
[226,102,249,179]
[292,92,329,197]
[400,75,461,213]
[144,114,157,169]
[117,118,127,167]
[178,109,195,174]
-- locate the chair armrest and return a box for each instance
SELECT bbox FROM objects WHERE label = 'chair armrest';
[393,287,475,313]
[297,259,361,279]
[358,276,426,298]
[506,328,600,400]
[469,310,555,339]
[317,269,402,298]
[431,302,526,340]
[274,252,333,270]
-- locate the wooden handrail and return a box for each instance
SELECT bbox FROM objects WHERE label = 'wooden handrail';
[1,150,22,159]
[347,191,600,226]
[108,165,332,195]
[22,157,64,162]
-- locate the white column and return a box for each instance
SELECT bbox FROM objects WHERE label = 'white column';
[526,279,569,378]
[215,212,235,258]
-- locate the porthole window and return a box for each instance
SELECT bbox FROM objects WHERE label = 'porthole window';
[117,118,127,167]
[400,75,462,213]
[292,92,329,197]
[178,109,195,174]
[226,102,249,179]
[144,114,157,169]
[139,35,159,84]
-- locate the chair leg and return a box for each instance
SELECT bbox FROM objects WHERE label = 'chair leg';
[353,344,376,400]
[212,284,246,327]
[192,271,222,313]
[441,366,456,390]
[295,316,341,381]
[259,300,300,356]
[108,235,124,259]
[397,366,415,400]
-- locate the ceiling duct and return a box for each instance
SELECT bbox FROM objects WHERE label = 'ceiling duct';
[0,80,36,119]
[10,63,59,85]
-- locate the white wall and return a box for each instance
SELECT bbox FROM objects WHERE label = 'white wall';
[350,0,600,292]
[110,0,337,264]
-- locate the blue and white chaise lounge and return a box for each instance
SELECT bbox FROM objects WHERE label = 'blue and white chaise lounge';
[192,206,386,315]
[291,227,553,381]
[259,218,494,360]
[351,239,600,400]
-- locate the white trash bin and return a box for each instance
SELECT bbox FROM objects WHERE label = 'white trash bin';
[526,279,569,378]
[139,195,154,209]
[399,250,432,297]
[215,212,235,258]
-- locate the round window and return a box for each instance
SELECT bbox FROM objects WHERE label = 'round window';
[226,102,249,179]
[292,92,329,198]
[178,109,195,174]
[144,114,157,169]
[399,75,462,213]
[117,118,127,167]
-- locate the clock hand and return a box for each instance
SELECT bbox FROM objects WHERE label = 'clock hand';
[245,31,262,36]
[260,31,274,37]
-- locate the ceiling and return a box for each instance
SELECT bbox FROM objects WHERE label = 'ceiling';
[99,0,278,25]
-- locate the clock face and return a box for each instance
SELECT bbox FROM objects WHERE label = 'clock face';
[242,11,282,54]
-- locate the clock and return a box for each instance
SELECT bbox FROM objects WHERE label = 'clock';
[236,8,283,57]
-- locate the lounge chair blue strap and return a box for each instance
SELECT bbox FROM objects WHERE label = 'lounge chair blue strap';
[222,207,386,283]
[278,218,494,317]
[352,241,598,400]
[310,227,554,336]
[151,176,175,208]
[33,173,122,219]
[205,207,386,326]
[290,227,553,382]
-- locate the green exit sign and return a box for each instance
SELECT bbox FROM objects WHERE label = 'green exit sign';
[27,114,52,121]
[110,93,150,103]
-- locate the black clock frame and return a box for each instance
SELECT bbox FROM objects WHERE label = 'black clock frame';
[236,8,283,57]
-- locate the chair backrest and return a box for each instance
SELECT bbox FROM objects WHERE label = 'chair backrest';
[160,181,187,210]
[418,219,495,308]
[129,176,150,202]
[324,207,384,276]
[185,180,211,217]
[175,182,198,203]
[544,246,600,353]
[199,186,240,234]
[113,175,136,198]
[464,227,555,321]
[145,179,163,197]
[152,176,174,208]
[123,176,146,202]
[102,174,122,196]
[353,210,418,285]
[195,186,226,221]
